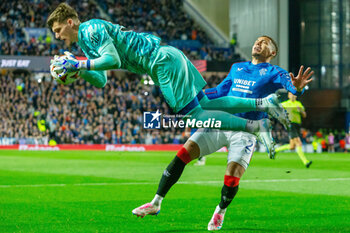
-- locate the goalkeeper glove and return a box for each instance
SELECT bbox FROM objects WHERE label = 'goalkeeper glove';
[52,51,90,78]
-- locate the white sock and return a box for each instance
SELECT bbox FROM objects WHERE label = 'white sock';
[245,120,259,133]
[255,98,265,111]
[151,194,163,207]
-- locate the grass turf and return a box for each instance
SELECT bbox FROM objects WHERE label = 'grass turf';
[0,150,349,232]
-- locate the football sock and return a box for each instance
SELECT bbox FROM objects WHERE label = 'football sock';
[156,156,186,197]
[275,144,291,153]
[176,147,192,164]
[245,120,259,133]
[296,146,309,165]
[215,205,226,215]
[219,175,240,209]
[150,194,163,207]
[200,95,256,114]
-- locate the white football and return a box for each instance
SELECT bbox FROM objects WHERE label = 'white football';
[50,55,79,85]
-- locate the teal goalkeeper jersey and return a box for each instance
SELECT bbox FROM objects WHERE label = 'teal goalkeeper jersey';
[78,19,160,76]
[77,19,206,113]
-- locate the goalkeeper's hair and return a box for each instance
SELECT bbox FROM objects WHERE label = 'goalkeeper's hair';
[47,3,79,28]
[261,35,278,57]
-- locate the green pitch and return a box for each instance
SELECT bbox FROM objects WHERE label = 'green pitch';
[0,150,349,233]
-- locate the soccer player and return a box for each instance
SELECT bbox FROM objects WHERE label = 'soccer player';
[47,3,290,155]
[275,92,312,168]
[132,36,314,231]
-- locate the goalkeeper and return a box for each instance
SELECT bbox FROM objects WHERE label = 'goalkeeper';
[47,3,290,155]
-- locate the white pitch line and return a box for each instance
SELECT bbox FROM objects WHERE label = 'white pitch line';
[0,177,349,188]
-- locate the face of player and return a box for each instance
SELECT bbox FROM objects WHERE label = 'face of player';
[288,92,297,101]
[252,37,276,60]
[52,19,77,46]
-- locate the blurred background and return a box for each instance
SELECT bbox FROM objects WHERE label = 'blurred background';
[1,0,349,153]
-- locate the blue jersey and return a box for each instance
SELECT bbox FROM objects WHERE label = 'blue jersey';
[205,61,302,120]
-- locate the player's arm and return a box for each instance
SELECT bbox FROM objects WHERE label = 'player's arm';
[80,42,121,71]
[61,41,120,72]
[80,70,107,88]
[301,110,307,118]
[289,66,314,92]
[54,24,121,75]
[204,70,233,99]
[298,103,307,118]
[273,65,313,96]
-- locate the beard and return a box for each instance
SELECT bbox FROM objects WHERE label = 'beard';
[252,52,262,59]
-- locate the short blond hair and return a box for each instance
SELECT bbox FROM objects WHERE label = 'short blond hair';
[47,3,79,28]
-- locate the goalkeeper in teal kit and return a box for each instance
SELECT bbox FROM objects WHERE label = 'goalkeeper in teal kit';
[47,3,289,155]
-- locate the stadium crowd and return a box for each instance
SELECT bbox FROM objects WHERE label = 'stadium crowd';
[1,1,346,152]
[0,0,238,61]
[0,71,348,153]
[0,71,191,145]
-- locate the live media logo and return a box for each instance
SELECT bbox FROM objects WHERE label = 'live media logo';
[143,110,222,129]
[143,110,161,129]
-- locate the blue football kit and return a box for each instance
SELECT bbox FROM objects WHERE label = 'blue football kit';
[205,61,302,120]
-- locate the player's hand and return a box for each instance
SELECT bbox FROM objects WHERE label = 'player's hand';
[52,51,80,78]
[290,65,314,92]
[297,106,302,113]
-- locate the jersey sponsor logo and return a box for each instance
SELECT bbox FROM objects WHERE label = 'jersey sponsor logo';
[259,68,268,76]
[234,79,256,86]
[143,110,161,129]
[232,79,255,94]
[232,88,253,94]
[87,25,100,46]
[237,67,243,71]
[90,34,99,46]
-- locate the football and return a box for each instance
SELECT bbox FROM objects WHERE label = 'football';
[50,55,79,85]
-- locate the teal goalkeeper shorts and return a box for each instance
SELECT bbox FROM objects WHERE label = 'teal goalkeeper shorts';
[150,46,207,113]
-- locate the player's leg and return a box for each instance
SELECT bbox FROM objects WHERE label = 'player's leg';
[153,130,225,201]
[208,162,244,231]
[275,143,291,153]
[152,46,289,128]
[276,123,296,155]
[132,142,197,218]
[132,129,227,217]
[199,94,290,129]
[289,138,296,150]
[208,132,256,231]
[188,106,275,158]
[293,137,312,168]
[287,123,312,167]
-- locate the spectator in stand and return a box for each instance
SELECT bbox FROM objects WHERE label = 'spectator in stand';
[328,132,335,153]
[345,133,350,153]
[2,71,232,145]
[0,0,240,61]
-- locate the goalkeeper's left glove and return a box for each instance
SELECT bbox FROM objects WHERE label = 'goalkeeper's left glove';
[52,51,90,78]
